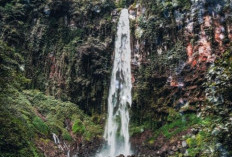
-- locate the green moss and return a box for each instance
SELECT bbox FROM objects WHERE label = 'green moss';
[23,89,103,142]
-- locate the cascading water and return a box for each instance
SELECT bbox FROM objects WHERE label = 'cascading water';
[96,9,132,157]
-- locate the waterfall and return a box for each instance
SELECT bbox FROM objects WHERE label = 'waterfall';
[52,133,60,144]
[97,9,132,157]
[52,133,70,157]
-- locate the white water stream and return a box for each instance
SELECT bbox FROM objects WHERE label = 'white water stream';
[97,8,132,157]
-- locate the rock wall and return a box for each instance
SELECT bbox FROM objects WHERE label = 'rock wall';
[128,0,232,155]
[0,0,116,114]
[129,0,232,124]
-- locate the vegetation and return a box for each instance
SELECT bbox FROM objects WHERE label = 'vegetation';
[72,119,85,134]
[148,114,202,141]
[32,117,49,135]
[0,88,103,156]
[0,0,232,156]
[0,108,40,157]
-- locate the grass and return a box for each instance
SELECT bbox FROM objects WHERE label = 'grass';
[150,114,202,141]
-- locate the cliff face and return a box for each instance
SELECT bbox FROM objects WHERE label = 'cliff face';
[1,0,232,156]
[0,1,116,156]
[129,0,232,156]
[130,0,231,119]
[0,0,117,114]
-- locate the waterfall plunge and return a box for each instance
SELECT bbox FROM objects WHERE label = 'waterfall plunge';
[97,9,132,157]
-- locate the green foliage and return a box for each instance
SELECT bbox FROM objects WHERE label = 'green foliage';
[0,107,40,157]
[0,40,29,90]
[186,137,197,148]
[186,130,216,157]
[32,89,103,140]
[23,90,103,140]
[130,125,145,136]
[72,119,85,134]
[167,108,181,122]
[32,116,49,135]
[0,88,103,156]
[204,49,232,154]
[62,130,73,141]
[0,0,116,115]
[153,114,202,139]
[83,118,103,141]
[152,41,187,72]
[84,131,92,141]
[0,0,28,46]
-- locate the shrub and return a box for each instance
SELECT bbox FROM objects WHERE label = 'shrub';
[186,137,197,147]
[0,108,39,157]
[72,119,85,134]
[62,130,72,141]
[32,116,49,135]
[153,114,202,139]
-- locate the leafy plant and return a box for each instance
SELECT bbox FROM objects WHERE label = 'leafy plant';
[152,114,202,140]
[72,119,85,134]
[32,116,49,135]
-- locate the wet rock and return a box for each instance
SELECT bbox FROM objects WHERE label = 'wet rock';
[171,145,178,152]
[212,127,221,135]
[177,141,182,149]
[112,9,120,16]
[93,5,101,13]
[169,150,174,155]
[182,141,187,148]
[180,148,186,154]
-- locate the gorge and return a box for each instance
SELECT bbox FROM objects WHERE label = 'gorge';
[0,0,232,157]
